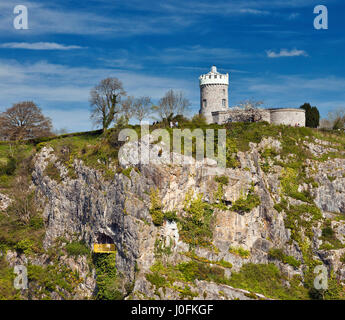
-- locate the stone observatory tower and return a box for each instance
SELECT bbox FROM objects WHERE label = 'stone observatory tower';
[199,65,229,123]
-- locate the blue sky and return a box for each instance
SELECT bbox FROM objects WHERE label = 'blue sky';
[0,0,344,132]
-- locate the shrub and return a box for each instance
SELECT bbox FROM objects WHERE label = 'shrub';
[179,191,214,248]
[29,216,44,230]
[0,157,16,176]
[231,185,261,214]
[45,162,62,183]
[268,248,301,269]
[149,188,165,226]
[93,253,123,300]
[65,241,90,257]
[214,175,229,185]
[121,167,132,179]
[229,246,250,258]
[15,239,34,255]
[228,263,309,300]
[164,211,177,222]
[340,253,345,264]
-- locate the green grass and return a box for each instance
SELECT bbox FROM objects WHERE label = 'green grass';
[229,246,251,258]
[268,248,301,269]
[65,241,90,257]
[45,162,62,183]
[228,263,309,300]
[319,220,345,250]
[231,184,261,214]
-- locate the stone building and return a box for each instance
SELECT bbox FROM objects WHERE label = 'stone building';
[199,66,306,127]
[199,65,229,123]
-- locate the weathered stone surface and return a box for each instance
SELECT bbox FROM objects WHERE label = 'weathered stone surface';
[27,132,345,300]
[0,192,11,211]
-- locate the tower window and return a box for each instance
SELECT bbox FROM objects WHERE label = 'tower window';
[214,75,217,79]
[223,89,225,94]
[203,99,207,108]
[222,99,226,107]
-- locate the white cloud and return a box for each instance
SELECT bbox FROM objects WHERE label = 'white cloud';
[238,8,270,15]
[266,49,308,58]
[0,59,196,131]
[0,42,84,50]
[230,73,345,119]
[44,108,92,133]
[147,45,250,64]
[287,12,300,20]
[0,0,196,36]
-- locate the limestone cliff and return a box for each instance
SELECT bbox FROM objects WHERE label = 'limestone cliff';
[1,123,345,300]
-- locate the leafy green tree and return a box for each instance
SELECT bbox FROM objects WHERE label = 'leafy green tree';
[300,103,320,128]
[90,77,126,132]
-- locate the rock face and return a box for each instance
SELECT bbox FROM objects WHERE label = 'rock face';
[5,249,96,299]
[312,159,345,214]
[0,192,11,211]
[26,133,345,300]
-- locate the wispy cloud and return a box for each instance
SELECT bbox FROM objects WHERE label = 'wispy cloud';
[0,59,195,131]
[287,12,300,20]
[231,74,345,118]
[147,45,251,64]
[266,49,308,58]
[0,0,196,37]
[0,0,320,37]
[0,42,84,50]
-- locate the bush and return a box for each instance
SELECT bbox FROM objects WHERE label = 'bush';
[268,248,301,269]
[45,162,62,183]
[93,253,123,300]
[164,211,177,222]
[0,157,16,176]
[231,185,261,214]
[215,175,229,185]
[229,246,250,258]
[29,216,44,230]
[228,263,308,300]
[149,188,164,226]
[15,239,35,254]
[179,191,214,248]
[65,241,90,257]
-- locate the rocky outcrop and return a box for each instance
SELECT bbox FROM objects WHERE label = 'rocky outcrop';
[5,249,96,299]
[0,192,11,211]
[26,132,345,299]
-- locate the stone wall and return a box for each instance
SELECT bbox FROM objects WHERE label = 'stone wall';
[212,108,270,125]
[211,108,305,127]
[269,108,306,127]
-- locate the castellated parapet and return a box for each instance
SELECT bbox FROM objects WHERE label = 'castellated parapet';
[199,66,229,124]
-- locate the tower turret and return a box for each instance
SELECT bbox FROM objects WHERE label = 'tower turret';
[199,65,229,123]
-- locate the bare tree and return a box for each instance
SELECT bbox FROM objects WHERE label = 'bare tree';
[133,96,153,123]
[327,107,345,130]
[227,99,265,123]
[154,89,190,121]
[90,77,126,131]
[237,99,264,110]
[0,101,52,141]
[319,119,332,129]
[120,96,135,124]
